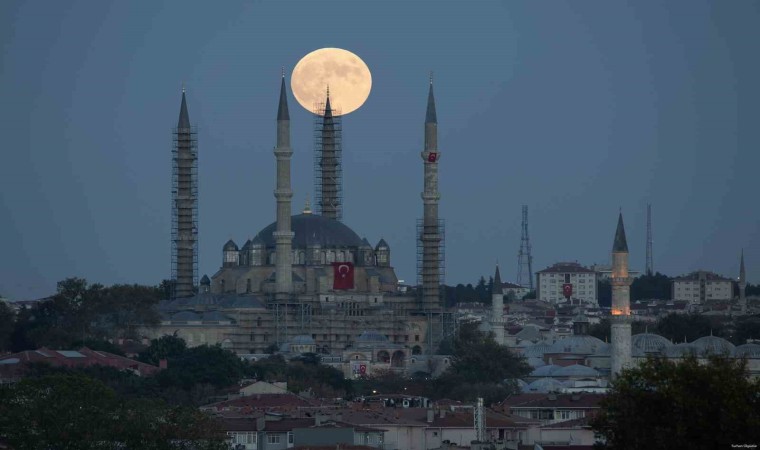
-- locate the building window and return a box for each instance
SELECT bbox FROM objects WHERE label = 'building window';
[267,434,281,444]
[246,278,251,293]
[415,335,420,342]
[288,432,294,444]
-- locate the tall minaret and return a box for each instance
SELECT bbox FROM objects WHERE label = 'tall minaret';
[610,212,632,379]
[274,73,294,300]
[318,88,341,220]
[739,249,747,314]
[171,87,198,299]
[491,264,505,345]
[421,74,442,311]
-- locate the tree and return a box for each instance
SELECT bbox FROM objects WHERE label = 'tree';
[597,279,612,307]
[655,313,726,343]
[630,273,672,300]
[592,356,760,449]
[0,374,226,449]
[434,320,530,403]
[475,276,488,302]
[156,344,247,391]
[139,334,188,365]
[0,301,14,352]
[522,290,536,300]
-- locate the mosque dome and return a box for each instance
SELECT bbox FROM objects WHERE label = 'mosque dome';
[256,214,364,249]
[692,336,735,356]
[664,343,699,358]
[527,357,546,368]
[592,343,611,356]
[223,240,238,251]
[522,340,554,358]
[553,364,600,378]
[548,335,606,355]
[530,364,562,377]
[526,378,566,393]
[735,343,760,358]
[632,333,672,354]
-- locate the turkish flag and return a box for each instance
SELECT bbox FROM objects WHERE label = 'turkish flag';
[333,262,354,290]
[427,152,438,163]
[562,283,573,299]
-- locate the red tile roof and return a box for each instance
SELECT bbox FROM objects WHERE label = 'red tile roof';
[499,393,605,410]
[0,347,159,379]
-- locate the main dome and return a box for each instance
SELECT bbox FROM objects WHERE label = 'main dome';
[256,213,365,248]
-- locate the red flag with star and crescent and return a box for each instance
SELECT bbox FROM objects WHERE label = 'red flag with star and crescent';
[333,262,355,290]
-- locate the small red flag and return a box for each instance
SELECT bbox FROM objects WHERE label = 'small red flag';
[333,262,354,290]
[427,152,438,163]
[562,283,573,299]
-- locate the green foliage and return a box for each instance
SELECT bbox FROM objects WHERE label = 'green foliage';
[248,354,350,398]
[733,316,760,345]
[0,374,226,450]
[434,321,530,403]
[0,301,14,352]
[157,344,247,391]
[522,290,536,300]
[656,313,727,343]
[139,334,188,365]
[592,356,760,449]
[630,273,672,300]
[9,277,162,351]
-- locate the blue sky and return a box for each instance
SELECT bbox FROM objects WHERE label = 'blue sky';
[1,0,758,299]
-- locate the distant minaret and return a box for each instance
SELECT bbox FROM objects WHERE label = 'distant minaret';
[274,73,294,300]
[421,74,442,310]
[317,88,342,220]
[646,204,653,276]
[171,87,198,299]
[610,213,632,379]
[491,264,505,345]
[739,249,747,314]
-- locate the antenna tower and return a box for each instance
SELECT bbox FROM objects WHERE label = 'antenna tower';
[516,205,534,290]
[646,203,653,276]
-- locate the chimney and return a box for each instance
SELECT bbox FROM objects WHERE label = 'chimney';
[427,409,434,423]
[256,416,266,431]
[159,359,168,369]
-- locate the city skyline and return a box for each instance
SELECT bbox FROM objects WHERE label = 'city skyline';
[1,1,759,299]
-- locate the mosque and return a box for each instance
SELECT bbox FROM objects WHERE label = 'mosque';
[148,73,451,375]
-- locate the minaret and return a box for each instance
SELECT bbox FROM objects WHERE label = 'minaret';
[610,212,632,379]
[491,264,505,345]
[171,87,198,299]
[739,249,747,314]
[274,73,294,300]
[421,74,442,311]
[318,88,341,220]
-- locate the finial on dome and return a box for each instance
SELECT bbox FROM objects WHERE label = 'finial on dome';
[429,71,433,85]
[303,196,312,214]
[182,81,185,93]
[282,66,285,79]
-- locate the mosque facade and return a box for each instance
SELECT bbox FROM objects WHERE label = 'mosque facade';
[148,75,449,369]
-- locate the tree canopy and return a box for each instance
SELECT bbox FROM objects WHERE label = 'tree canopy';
[592,356,760,449]
[0,374,226,450]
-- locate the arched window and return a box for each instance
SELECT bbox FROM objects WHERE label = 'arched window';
[338,251,345,261]
[299,252,305,265]
[327,251,335,263]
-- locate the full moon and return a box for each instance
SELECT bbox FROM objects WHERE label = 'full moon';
[291,48,372,116]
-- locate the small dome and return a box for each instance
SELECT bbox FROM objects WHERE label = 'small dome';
[553,364,599,378]
[356,331,389,343]
[632,333,672,354]
[200,275,211,285]
[251,234,265,246]
[692,335,735,356]
[736,343,760,358]
[240,239,252,250]
[526,378,565,393]
[291,335,315,345]
[361,238,373,249]
[223,239,238,251]
[664,343,698,358]
[522,340,554,358]
[527,357,546,368]
[375,238,389,250]
[530,364,561,377]
[548,335,606,355]
[592,343,611,356]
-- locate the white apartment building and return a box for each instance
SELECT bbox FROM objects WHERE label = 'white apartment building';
[536,262,598,305]
[672,271,734,304]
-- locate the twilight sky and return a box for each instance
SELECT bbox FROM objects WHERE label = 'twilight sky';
[1,1,758,299]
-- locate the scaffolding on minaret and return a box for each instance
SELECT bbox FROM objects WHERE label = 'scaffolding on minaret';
[516,205,534,290]
[171,91,198,299]
[646,203,653,276]
[417,218,446,304]
[313,99,343,221]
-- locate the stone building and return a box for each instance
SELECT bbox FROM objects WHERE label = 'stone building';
[150,75,447,366]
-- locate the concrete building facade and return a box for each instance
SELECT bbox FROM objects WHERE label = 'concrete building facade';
[536,262,598,305]
[672,270,734,304]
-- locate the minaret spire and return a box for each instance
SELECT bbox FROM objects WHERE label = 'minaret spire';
[274,73,295,333]
[316,86,341,220]
[739,249,747,314]
[172,88,198,299]
[491,263,505,345]
[610,212,632,379]
[420,74,442,314]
